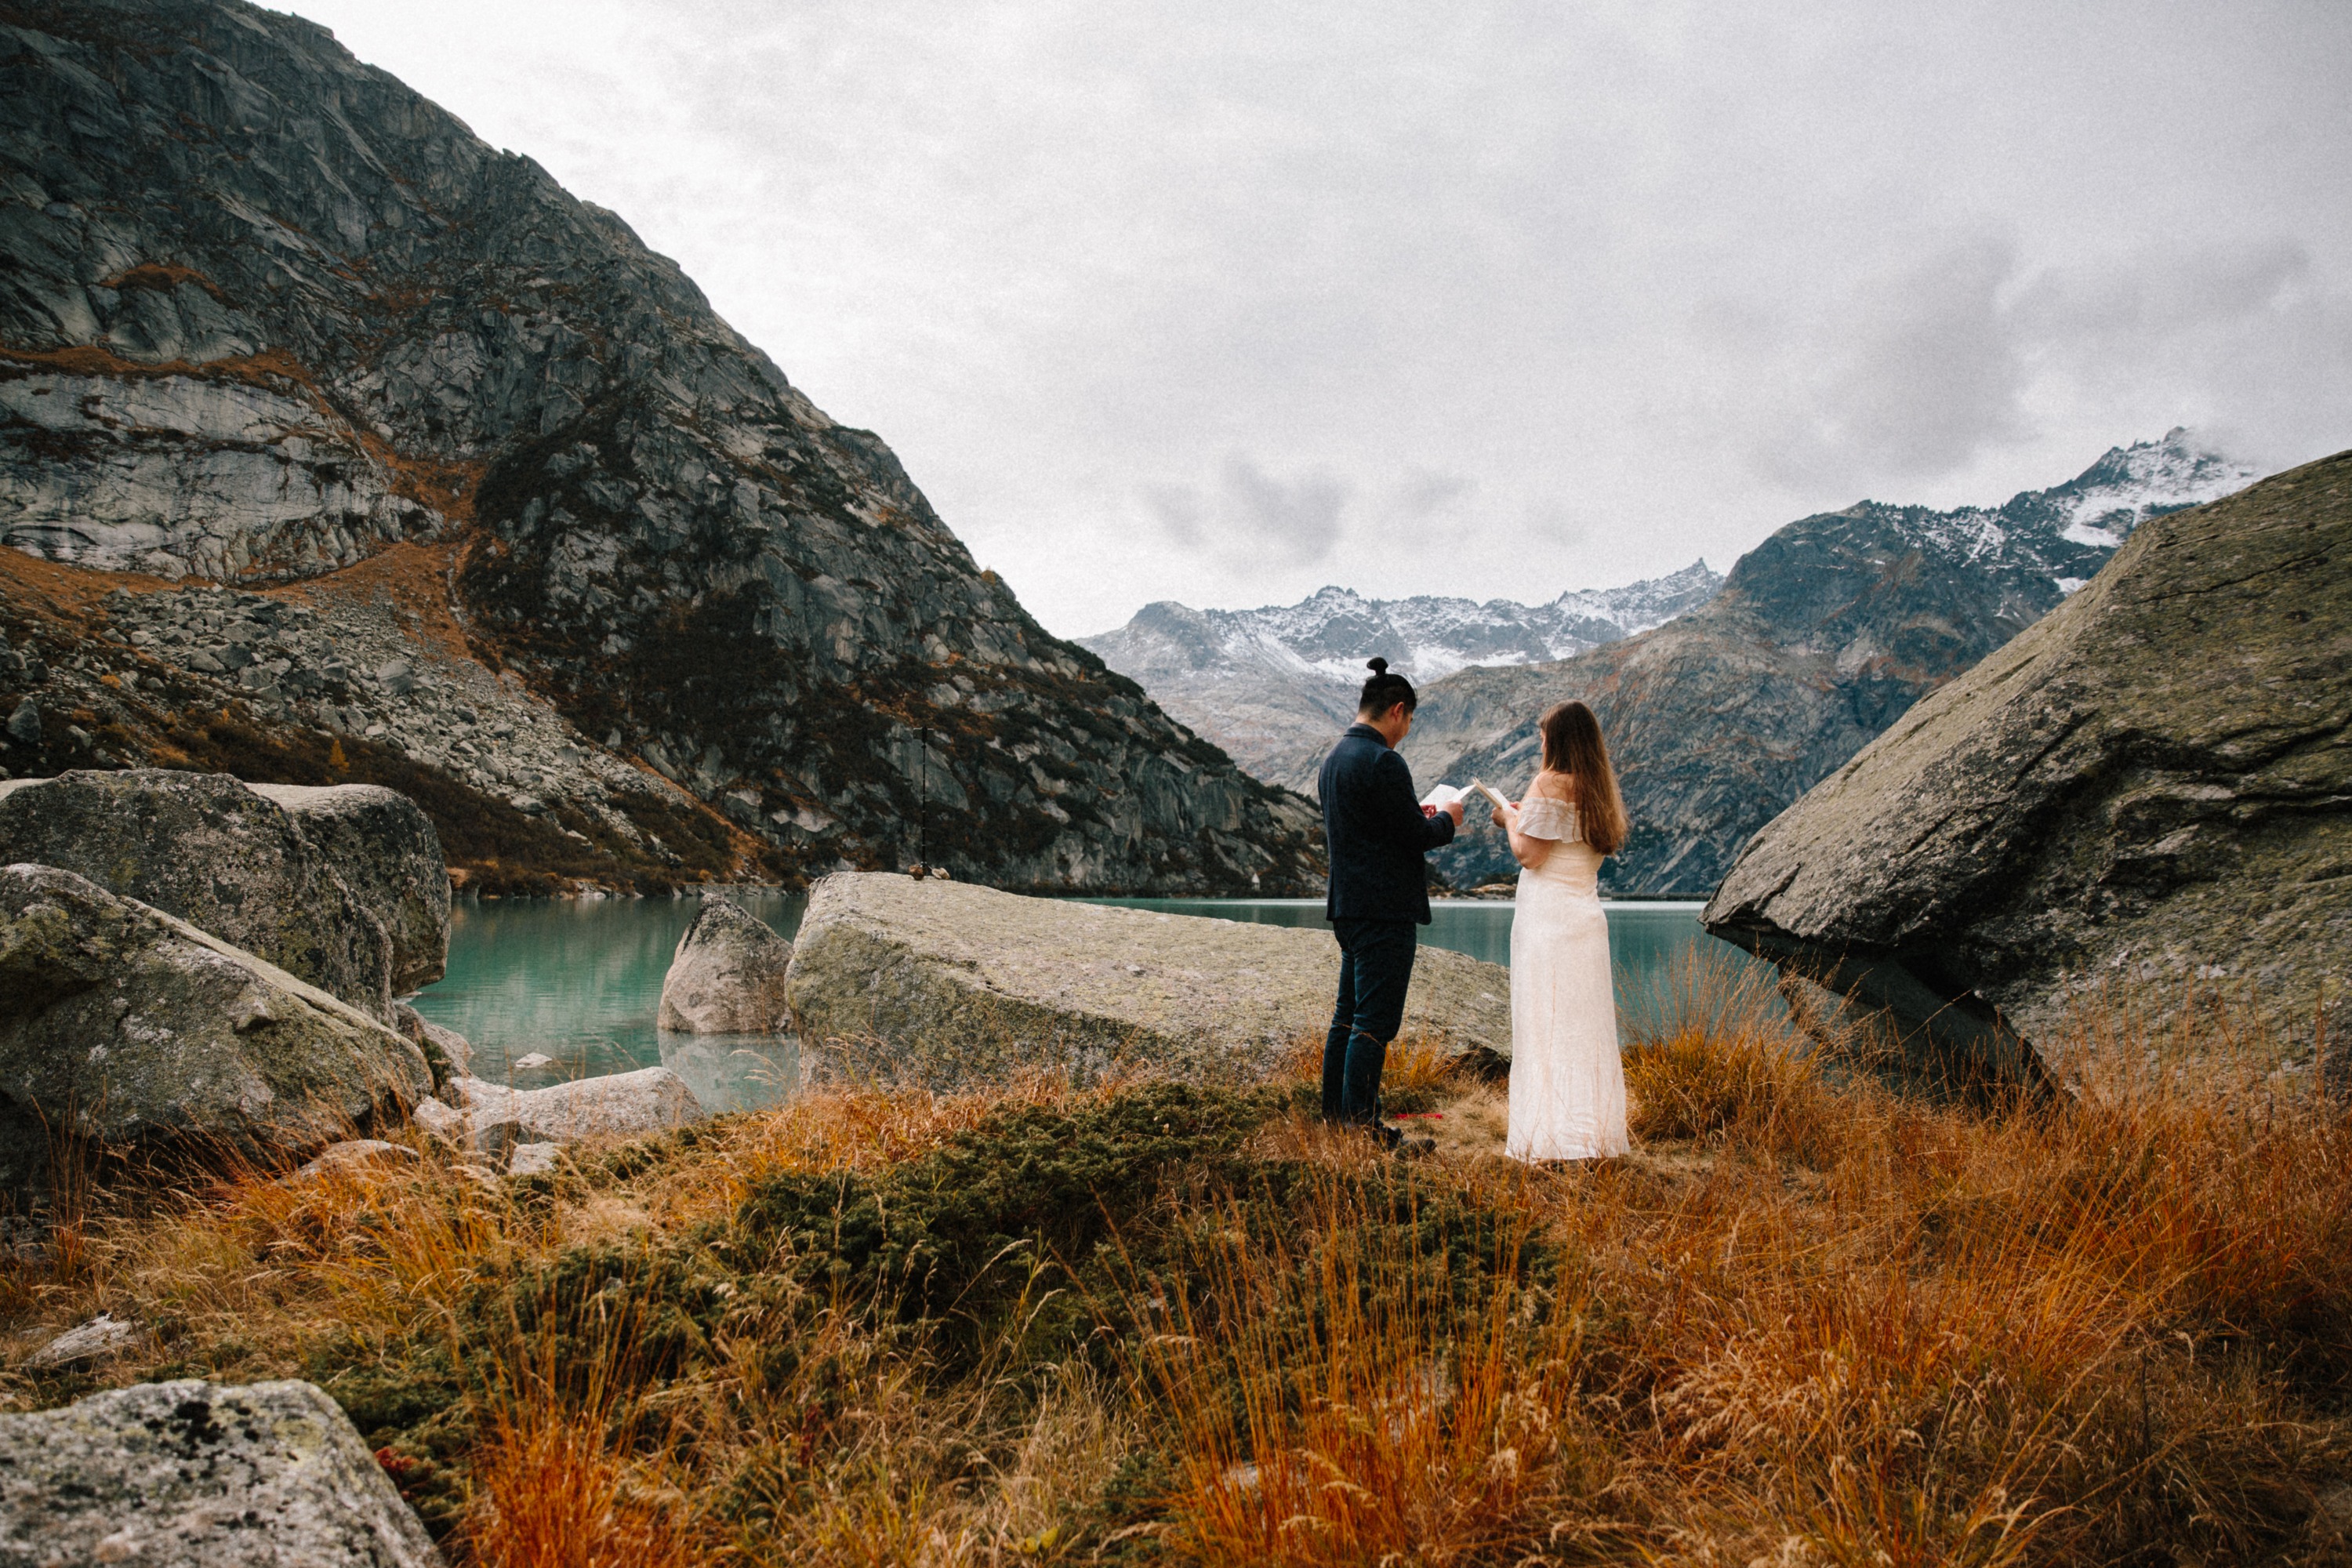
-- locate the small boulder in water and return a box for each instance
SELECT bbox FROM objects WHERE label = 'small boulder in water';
[657,897,793,1033]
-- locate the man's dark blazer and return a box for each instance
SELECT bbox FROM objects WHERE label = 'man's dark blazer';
[1319,722,1456,924]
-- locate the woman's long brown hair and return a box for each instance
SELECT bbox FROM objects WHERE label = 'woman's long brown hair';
[1536,700,1628,855]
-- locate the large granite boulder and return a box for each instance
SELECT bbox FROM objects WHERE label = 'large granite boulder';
[0,1378,443,1565]
[249,783,451,996]
[0,865,431,1192]
[786,872,1513,1087]
[1703,448,2352,1088]
[0,771,448,1020]
[658,897,793,1033]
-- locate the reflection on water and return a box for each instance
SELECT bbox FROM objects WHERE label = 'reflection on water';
[408,891,1767,1109]
[408,891,806,1110]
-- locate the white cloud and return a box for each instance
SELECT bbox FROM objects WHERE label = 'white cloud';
[280,0,2352,632]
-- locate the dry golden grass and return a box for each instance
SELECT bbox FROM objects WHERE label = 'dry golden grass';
[3,961,2348,1566]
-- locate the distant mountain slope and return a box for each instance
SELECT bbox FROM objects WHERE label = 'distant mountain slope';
[1399,430,2263,895]
[0,0,1318,895]
[1079,562,1722,792]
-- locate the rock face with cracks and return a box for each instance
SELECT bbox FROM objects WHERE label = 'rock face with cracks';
[0,0,1319,896]
[0,864,430,1193]
[0,769,445,1020]
[0,1377,443,1566]
[786,872,1513,1088]
[247,782,449,994]
[1703,448,2352,1088]
[659,895,793,1033]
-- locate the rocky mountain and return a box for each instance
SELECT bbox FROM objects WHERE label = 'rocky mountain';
[0,0,1318,896]
[1703,448,2351,1090]
[1078,562,1723,792]
[1399,430,2264,895]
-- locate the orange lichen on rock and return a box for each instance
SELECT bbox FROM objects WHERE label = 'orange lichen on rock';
[97,261,228,301]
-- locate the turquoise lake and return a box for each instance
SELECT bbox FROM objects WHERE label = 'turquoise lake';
[405,895,1762,1111]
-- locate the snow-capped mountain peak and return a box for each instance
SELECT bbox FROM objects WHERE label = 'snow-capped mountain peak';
[2049,427,2263,547]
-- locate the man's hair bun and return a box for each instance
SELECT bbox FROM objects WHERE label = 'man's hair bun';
[1357,655,1416,718]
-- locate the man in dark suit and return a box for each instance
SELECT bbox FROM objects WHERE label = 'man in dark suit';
[1319,657,1463,1145]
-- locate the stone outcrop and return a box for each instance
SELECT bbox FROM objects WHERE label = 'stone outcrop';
[24,1312,143,1371]
[786,872,1512,1087]
[441,1068,705,1145]
[391,1002,473,1090]
[1397,430,2263,895]
[0,1378,443,1566]
[1703,448,2352,1087]
[0,0,1319,897]
[0,769,446,1019]
[0,864,430,1192]
[249,782,448,994]
[658,896,793,1033]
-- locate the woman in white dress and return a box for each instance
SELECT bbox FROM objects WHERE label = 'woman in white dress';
[1490,700,1630,1162]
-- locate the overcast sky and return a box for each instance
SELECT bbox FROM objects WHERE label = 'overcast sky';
[281,0,2352,637]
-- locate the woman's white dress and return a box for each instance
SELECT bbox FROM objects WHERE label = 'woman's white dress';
[1505,796,1628,1161]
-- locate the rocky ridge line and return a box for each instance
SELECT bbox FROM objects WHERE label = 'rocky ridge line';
[1399,429,2264,895]
[0,0,1316,895]
[1079,561,1724,793]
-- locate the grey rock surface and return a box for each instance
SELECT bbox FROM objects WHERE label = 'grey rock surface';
[0,0,1319,898]
[1704,448,2352,1086]
[658,897,793,1033]
[23,1312,142,1371]
[249,784,448,994]
[1399,430,2264,895]
[506,1142,561,1178]
[786,872,1512,1088]
[0,865,430,1193]
[0,770,445,1020]
[445,1069,705,1143]
[390,1004,472,1089]
[409,1098,518,1161]
[0,1377,443,1566]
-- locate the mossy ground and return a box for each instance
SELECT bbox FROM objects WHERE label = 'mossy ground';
[4,957,2350,1565]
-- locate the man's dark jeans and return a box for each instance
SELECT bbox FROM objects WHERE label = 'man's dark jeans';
[1323,917,1418,1125]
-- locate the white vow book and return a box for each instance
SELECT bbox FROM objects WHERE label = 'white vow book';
[1420,778,1512,812]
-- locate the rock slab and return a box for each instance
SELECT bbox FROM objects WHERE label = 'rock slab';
[447,1069,705,1144]
[249,784,450,996]
[0,865,431,1192]
[1703,448,2352,1085]
[0,771,448,1020]
[658,896,793,1033]
[0,1377,443,1566]
[786,872,1513,1087]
